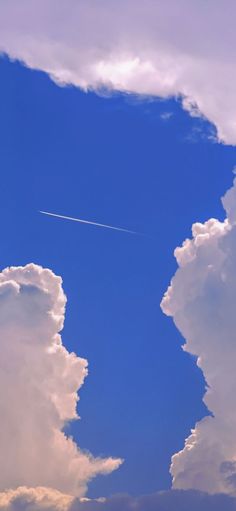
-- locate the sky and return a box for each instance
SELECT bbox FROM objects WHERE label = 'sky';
[1,2,236,510]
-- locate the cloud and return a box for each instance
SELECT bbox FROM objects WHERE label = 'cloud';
[160,112,173,122]
[0,487,74,511]
[0,0,235,144]
[1,487,236,511]
[0,264,121,496]
[161,177,236,494]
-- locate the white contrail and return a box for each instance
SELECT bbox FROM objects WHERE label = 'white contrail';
[39,210,140,235]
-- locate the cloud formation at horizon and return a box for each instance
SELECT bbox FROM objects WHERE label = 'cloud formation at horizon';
[1,486,236,511]
[0,0,236,144]
[0,264,121,496]
[161,177,236,494]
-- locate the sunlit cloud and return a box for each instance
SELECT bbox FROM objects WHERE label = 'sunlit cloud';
[0,264,122,496]
[162,177,236,494]
[0,1,236,143]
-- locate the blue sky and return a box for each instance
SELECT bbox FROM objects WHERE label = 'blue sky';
[1,54,236,498]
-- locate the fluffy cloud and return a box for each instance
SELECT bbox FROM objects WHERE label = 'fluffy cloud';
[1,487,236,511]
[0,264,121,496]
[161,177,236,494]
[0,0,235,144]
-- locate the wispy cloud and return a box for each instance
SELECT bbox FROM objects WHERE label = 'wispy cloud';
[160,111,173,121]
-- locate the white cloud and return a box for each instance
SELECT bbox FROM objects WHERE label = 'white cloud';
[0,487,74,511]
[161,177,236,494]
[0,264,121,496]
[160,112,173,122]
[1,487,236,511]
[0,1,235,143]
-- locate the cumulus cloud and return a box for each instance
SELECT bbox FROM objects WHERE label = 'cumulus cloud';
[0,264,121,496]
[0,0,235,143]
[161,177,236,494]
[1,487,236,511]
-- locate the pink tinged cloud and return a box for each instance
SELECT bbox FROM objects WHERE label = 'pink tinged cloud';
[1,486,236,511]
[161,177,236,495]
[0,264,122,496]
[0,0,236,144]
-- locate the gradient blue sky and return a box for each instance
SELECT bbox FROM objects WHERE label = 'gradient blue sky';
[1,55,235,498]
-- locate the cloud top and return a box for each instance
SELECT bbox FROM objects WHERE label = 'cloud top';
[0,264,121,496]
[0,0,236,143]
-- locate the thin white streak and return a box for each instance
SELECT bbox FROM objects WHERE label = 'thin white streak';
[39,210,141,235]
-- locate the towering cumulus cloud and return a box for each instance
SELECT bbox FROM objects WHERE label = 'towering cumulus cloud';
[0,264,121,496]
[161,177,236,494]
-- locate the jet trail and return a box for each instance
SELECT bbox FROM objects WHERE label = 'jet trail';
[39,211,140,235]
